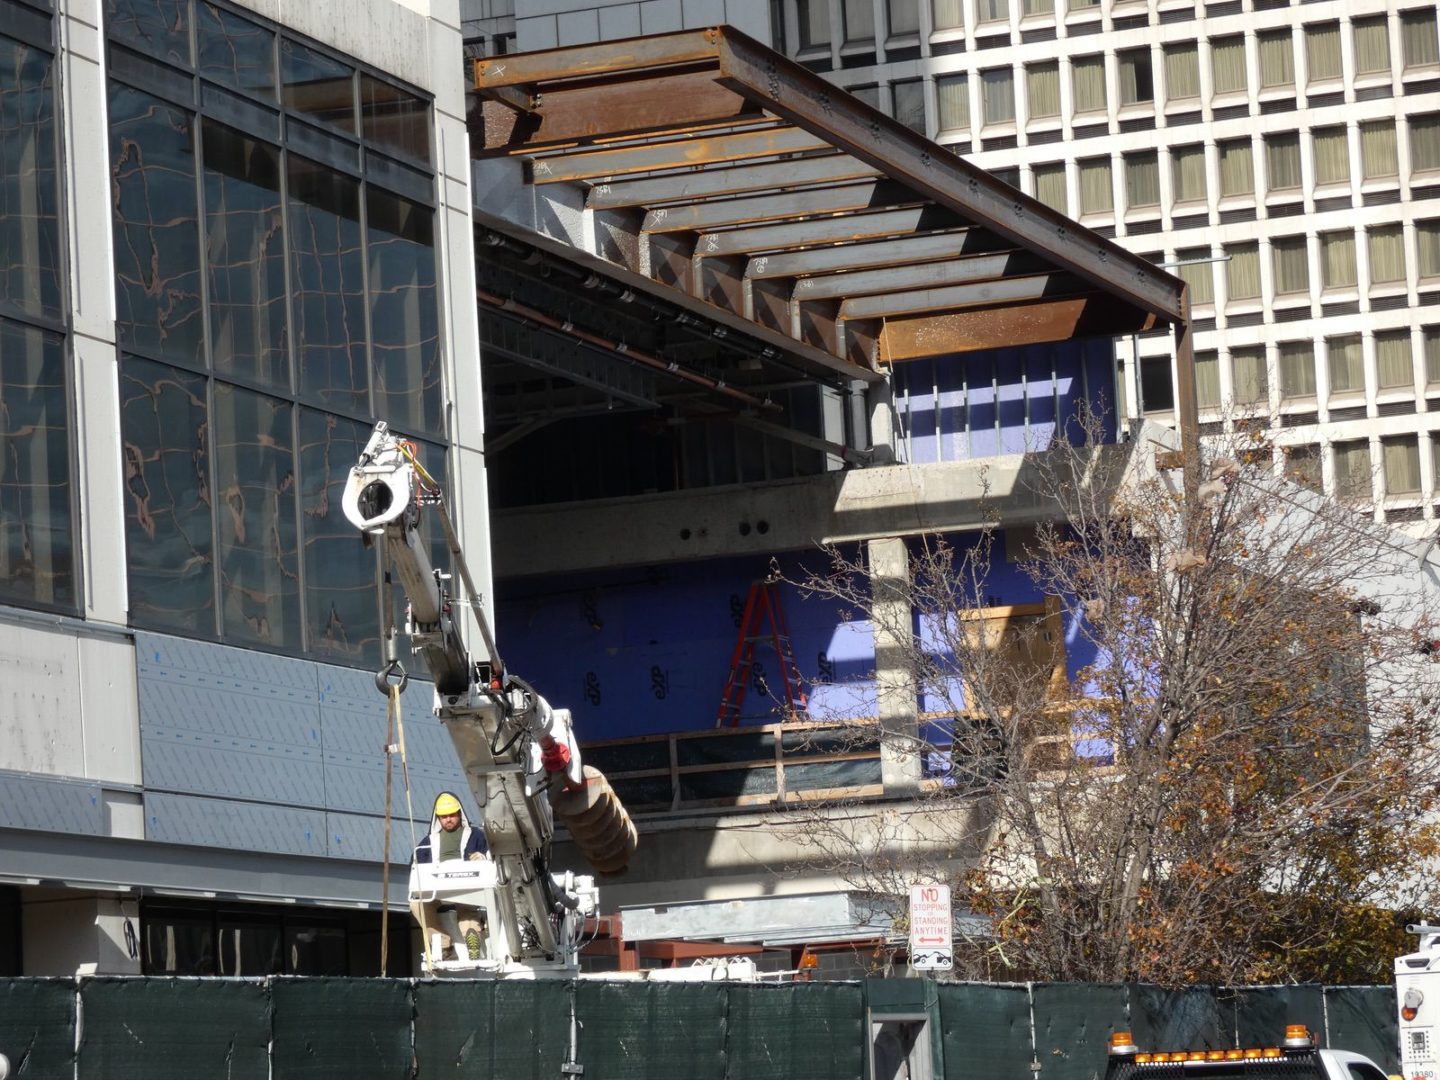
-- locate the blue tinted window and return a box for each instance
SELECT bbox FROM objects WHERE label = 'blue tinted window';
[288,155,368,414]
[120,355,215,634]
[202,121,288,389]
[281,38,354,134]
[0,34,61,321]
[298,409,378,665]
[110,85,204,363]
[196,2,274,99]
[106,0,191,68]
[367,189,440,435]
[0,320,72,611]
[213,382,299,647]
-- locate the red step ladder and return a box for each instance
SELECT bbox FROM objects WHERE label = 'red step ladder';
[715,580,808,728]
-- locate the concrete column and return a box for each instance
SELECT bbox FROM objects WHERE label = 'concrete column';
[869,537,921,796]
[868,378,898,465]
[22,891,141,975]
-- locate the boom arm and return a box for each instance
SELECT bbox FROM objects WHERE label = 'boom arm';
[342,422,636,973]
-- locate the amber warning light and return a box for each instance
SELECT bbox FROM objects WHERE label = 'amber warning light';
[1403,988,1424,1022]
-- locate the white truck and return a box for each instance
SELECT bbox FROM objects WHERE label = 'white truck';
[1398,924,1440,1080]
[1106,1027,1394,1080]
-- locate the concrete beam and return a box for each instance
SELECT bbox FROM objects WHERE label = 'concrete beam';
[491,443,1138,579]
[551,796,986,910]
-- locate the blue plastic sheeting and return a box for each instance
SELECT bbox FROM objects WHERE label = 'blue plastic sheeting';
[891,339,1117,465]
[497,529,1100,741]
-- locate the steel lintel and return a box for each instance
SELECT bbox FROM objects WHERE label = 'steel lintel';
[473,28,723,88]
[479,68,761,154]
[696,204,964,258]
[528,125,826,184]
[839,271,1079,320]
[794,250,1045,302]
[744,229,985,279]
[878,295,1158,361]
[587,152,879,209]
[643,179,914,233]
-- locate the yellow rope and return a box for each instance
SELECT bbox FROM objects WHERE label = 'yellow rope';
[392,683,432,975]
[396,440,440,492]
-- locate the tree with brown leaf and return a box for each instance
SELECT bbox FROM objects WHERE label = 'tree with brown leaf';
[790,419,1440,985]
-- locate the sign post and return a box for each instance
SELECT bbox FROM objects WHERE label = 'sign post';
[909,883,953,972]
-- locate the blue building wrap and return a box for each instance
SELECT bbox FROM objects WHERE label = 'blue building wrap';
[498,340,1113,741]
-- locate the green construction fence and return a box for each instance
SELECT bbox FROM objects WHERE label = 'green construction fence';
[0,977,1399,1079]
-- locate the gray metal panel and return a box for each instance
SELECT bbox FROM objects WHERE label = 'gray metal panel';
[134,633,478,861]
[137,633,325,806]
[0,770,105,834]
[144,792,327,858]
[325,810,426,864]
[0,825,404,908]
[318,666,476,819]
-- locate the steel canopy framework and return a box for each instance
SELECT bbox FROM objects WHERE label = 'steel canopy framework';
[470,26,1190,388]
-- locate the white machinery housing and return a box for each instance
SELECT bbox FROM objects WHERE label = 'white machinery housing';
[344,422,636,977]
[1398,924,1440,1080]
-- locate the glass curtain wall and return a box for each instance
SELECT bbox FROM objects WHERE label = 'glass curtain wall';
[106,0,441,666]
[0,2,73,614]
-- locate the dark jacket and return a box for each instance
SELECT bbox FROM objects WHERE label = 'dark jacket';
[413,792,488,864]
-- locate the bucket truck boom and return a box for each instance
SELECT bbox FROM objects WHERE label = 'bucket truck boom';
[342,422,637,976]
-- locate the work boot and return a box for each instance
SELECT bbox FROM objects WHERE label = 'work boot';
[465,928,482,961]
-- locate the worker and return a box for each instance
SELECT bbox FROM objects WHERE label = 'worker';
[410,791,489,961]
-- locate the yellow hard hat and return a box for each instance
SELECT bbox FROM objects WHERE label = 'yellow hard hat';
[433,793,462,816]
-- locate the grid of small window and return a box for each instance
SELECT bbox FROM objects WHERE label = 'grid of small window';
[105,0,441,664]
[1072,55,1106,114]
[1259,30,1295,89]
[1334,440,1373,500]
[1384,435,1422,494]
[1402,8,1440,69]
[1280,341,1318,397]
[1125,152,1159,211]
[1369,226,1407,284]
[1377,330,1416,389]
[1273,237,1311,296]
[1327,334,1364,392]
[1231,347,1269,406]
[1227,243,1261,301]
[1078,156,1113,215]
[1305,22,1343,83]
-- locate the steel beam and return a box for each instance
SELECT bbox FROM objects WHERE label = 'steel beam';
[712,28,1185,323]
[528,126,826,184]
[696,204,962,257]
[644,179,914,233]
[877,295,1157,361]
[744,229,982,279]
[794,250,1046,302]
[474,211,883,382]
[478,70,761,154]
[587,152,879,209]
[473,29,722,89]
[839,272,1078,320]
